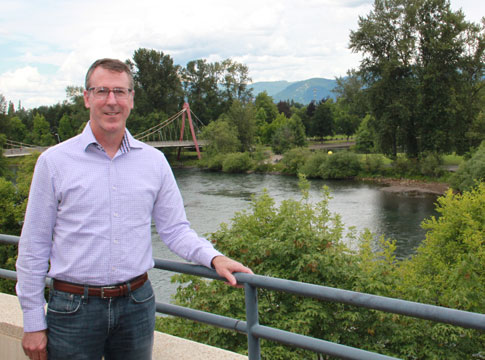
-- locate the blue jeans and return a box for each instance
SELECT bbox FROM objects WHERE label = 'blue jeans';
[46,280,155,360]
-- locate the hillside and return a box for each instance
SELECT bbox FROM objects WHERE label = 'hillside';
[250,78,338,104]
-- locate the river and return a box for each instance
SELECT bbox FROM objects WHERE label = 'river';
[149,168,440,303]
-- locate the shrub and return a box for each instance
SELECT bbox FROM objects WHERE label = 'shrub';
[222,152,253,173]
[280,147,311,175]
[200,153,225,171]
[419,152,444,177]
[319,151,362,179]
[391,155,419,177]
[451,141,485,192]
[299,151,328,178]
[361,154,386,175]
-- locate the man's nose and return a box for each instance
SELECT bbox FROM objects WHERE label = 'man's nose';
[106,90,118,103]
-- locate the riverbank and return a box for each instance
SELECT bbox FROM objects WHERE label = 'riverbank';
[359,177,450,195]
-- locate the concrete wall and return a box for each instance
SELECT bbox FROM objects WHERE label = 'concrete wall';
[0,292,247,360]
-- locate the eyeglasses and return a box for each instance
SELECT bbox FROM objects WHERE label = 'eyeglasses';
[88,87,133,100]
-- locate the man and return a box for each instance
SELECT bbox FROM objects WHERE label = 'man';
[16,58,252,360]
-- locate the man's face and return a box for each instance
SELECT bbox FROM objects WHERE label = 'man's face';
[83,67,134,138]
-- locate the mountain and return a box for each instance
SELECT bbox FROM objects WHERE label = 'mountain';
[250,78,338,104]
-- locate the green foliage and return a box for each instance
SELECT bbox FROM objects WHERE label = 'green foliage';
[270,114,307,154]
[225,101,257,152]
[391,155,419,177]
[419,152,444,178]
[158,178,485,359]
[361,154,386,175]
[222,152,253,173]
[0,178,23,295]
[299,151,328,178]
[451,141,485,192]
[254,91,278,124]
[30,113,55,146]
[280,147,311,175]
[354,114,376,153]
[201,118,241,155]
[309,99,334,138]
[319,151,362,179]
[129,48,184,117]
[350,0,485,157]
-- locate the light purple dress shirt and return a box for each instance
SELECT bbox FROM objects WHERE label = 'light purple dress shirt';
[16,122,222,332]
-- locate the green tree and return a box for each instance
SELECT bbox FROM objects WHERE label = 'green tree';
[333,69,369,120]
[225,100,257,152]
[129,48,184,117]
[350,0,485,157]
[201,118,241,156]
[354,114,376,153]
[6,116,27,143]
[333,98,360,140]
[254,91,278,124]
[57,114,76,141]
[30,114,55,146]
[310,99,334,139]
[181,59,221,124]
[271,114,307,154]
[218,59,252,108]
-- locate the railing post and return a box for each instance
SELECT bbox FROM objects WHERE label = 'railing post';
[245,283,261,360]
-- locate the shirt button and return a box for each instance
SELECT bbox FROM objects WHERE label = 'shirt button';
[113,212,119,217]
[114,239,119,244]
[112,186,117,190]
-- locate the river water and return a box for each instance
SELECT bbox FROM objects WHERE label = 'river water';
[149,168,440,303]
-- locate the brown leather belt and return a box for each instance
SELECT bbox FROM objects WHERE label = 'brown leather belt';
[52,273,148,298]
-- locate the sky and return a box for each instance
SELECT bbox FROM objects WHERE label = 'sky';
[0,0,484,109]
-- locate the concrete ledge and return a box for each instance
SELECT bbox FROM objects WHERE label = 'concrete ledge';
[0,292,246,360]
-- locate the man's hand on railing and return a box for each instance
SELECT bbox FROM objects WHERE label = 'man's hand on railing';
[211,255,253,288]
[22,330,47,360]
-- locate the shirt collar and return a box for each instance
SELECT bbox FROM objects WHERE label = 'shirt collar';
[81,121,142,154]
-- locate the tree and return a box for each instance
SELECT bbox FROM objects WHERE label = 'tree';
[333,98,360,139]
[225,100,257,152]
[310,99,334,139]
[201,118,241,155]
[30,114,55,146]
[254,91,278,124]
[271,114,307,154]
[181,59,221,124]
[333,69,369,120]
[218,59,252,108]
[57,114,76,141]
[129,48,184,117]
[276,100,292,118]
[354,114,376,153]
[350,0,485,157]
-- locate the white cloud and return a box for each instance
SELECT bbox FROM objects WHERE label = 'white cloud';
[0,0,483,108]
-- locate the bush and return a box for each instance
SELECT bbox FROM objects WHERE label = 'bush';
[200,153,225,171]
[391,155,419,177]
[419,152,444,177]
[158,178,485,358]
[361,154,386,175]
[319,151,362,179]
[451,141,485,192]
[299,151,328,178]
[280,147,311,175]
[222,152,253,173]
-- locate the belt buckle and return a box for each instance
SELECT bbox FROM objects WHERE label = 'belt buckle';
[100,286,117,299]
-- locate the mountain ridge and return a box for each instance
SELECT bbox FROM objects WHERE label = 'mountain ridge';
[250,77,338,104]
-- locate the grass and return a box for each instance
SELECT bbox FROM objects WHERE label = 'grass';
[442,153,464,166]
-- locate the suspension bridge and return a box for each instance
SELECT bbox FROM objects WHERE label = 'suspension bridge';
[2,103,207,159]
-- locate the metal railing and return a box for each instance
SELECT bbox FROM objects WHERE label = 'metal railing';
[2,233,485,360]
